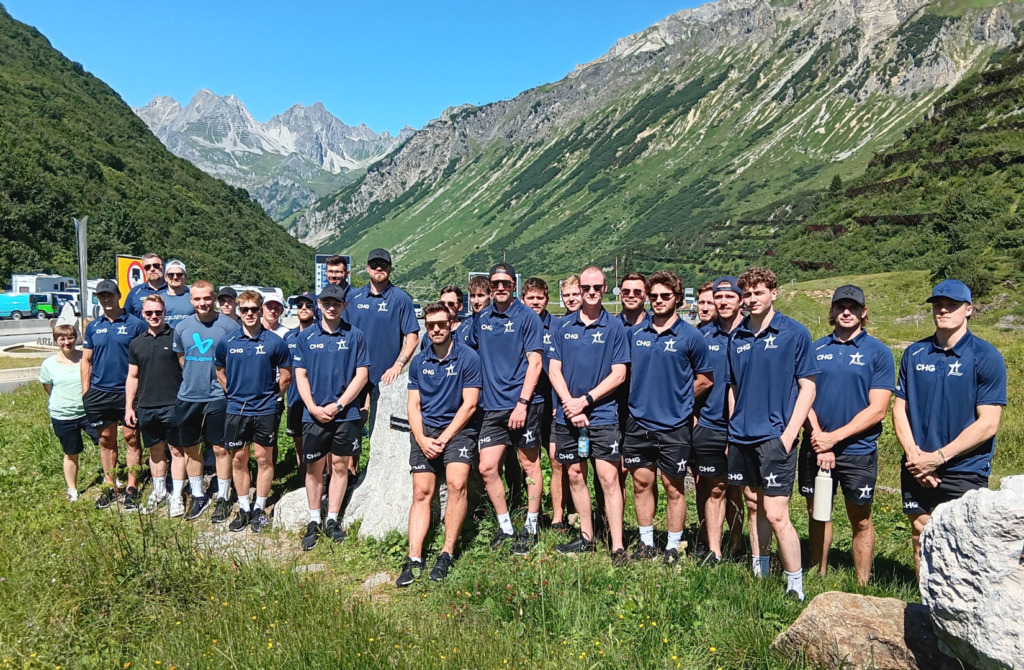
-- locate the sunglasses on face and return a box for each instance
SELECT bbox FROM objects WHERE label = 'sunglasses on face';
[579,285,605,293]
[368,261,390,270]
[620,289,644,297]
[165,273,184,279]
[426,321,450,331]
[265,303,283,311]
[650,292,675,302]
[442,301,459,308]
[144,263,162,270]
[490,280,512,289]
[143,310,164,316]
[238,306,260,314]
[320,301,343,310]
[296,302,314,310]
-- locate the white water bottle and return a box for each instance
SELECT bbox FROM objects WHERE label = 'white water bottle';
[811,468,833,522]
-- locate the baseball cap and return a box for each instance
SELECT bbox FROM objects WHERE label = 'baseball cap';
[217,286,237,299]
[261,288,285,306]
[165,259,186,274]
[295,291,316,305]
[831,284,866,306]
[489,263,516,280]
[712,276,741,295]
[926,279,972,304]
[319,284,350,302]
[94,279,119,295]
[367,249,392,265]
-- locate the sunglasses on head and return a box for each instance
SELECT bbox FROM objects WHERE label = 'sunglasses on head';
[143,263,162,270]
[650,292,675,302]
[490,280,512,289]
[579,284,605,293]
[238,306,260,314]
[143,309,164,316]
[620,288,644,297]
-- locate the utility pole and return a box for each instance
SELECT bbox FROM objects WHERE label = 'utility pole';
[74,216,88,336]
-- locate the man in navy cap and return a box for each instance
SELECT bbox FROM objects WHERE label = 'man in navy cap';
[217,286,240,323]
[893,279,1005,574]
[799,285,894,585]
[283,291,318,479]
[293,284,370,551]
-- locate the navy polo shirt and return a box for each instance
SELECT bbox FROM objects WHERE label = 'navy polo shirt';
[629,317,713,431]
[810,331,895,455]
[896,331,1006,475]
[83,311,148,392]
[726,312,818,445]
[344,282,419,385]
[125,281,167,318]
[618,310,650,329]
[292,320,371,423]
[214,326,291,416]
[466,299,544,411]
[283,324,314,406]
[409,341,483,429]
[532,311,556,405]
[550,309,630,426]
[697,320,736,432]
[162,288,194,327]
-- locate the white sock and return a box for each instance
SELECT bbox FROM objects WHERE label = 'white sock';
[639,525,655,547]
[786,570,805,600]
[666,530,683,551]
[153,478,166,495]
[171,479,185,498]
[752,555,770,577]
[309,508,321,523]
[67,487,78,496]
[255,495,267,511]
[497,512,514,535]
[524,512,539,534]
[217,478,231,500]
[189,476,204,497]
[115,478,124,489]
[409,556,423,564]
[238,495,251,512]
[327,511,339,522]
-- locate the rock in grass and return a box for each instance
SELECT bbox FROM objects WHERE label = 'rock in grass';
[921,475,1024,670]
[361,572,391,590]
[770,591,959,670]
[274,486,310,533]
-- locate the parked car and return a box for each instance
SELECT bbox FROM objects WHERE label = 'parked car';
[32,293,60,318]
[0,293,40,320]
[413,302,424,319]
[49,292,81,316]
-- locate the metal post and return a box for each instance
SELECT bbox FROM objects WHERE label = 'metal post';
[74,216,88,336]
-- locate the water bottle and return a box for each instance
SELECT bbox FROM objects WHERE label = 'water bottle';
[811,468,833,522]
[577,426,590,458]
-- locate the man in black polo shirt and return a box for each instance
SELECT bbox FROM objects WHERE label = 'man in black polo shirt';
[125,295,187,513]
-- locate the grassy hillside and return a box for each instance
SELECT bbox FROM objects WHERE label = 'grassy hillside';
[0,6,314,293]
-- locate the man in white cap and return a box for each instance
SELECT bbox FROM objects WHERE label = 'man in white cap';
[161,260,194,327]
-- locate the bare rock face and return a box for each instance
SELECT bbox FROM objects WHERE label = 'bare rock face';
[771,591,959,670]
[920,475,1024,670]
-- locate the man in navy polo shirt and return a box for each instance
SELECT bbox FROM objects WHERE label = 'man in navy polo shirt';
[549,266,630,561]
[466,263,545,553]
[397,303,483,586]
[284,292,317,480]
[799,285,894,585]
[727,267,817,600]
[124,252,167,318]
[215,290,292,533]
[82,279,148,509]
[626,270,713,564]
[893,279,1006,574]
[693,276,746,564]
[161,260,194,327]
[293,284,370,551]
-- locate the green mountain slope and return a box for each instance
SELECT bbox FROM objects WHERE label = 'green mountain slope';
[0,6,313,293]
[290,0,1022,293]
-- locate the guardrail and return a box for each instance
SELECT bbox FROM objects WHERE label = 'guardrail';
[0,320,53,335]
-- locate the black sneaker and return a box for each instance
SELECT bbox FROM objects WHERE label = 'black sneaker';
[663,548,681,566]
[324,519,346,543]
[555,535,596,555]
[786,589,806,602]
[549,520,569,532]
[489,529,516,550]
[95,487,118,509]
[300,521,321,551]
[187,495,211,520]
[122,487,140,511]
[630,543,660,561]
[430,552,454,582]
[509,528,537,556]
[692,542,710,563]
[396,558,424,587]
[228,509,250,532]
[211,498,232,524]
[611,548,630,567]
[249,508,270,533]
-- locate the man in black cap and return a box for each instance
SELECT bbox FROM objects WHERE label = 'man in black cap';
[217,286,240,323]
[284,291,318,477]
[799,285,894,585]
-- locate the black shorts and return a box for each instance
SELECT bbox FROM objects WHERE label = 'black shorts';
[901,466,987,516]
[51,416,99,456]
[798,444,878,505]
[553,423,621,465]
[622,415,691,477]
[224,413,278,449]
[538,400,553,446]
[728,438,796,496]
[137,405,180,449]
[409,424,478,475]
[691,424,729,478]
[301,420,362,463]
[83,387,126,429]
[479,405,545,451]
[285,401,304,438]
[175,398,227,446]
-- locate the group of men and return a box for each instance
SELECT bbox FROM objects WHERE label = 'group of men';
[76,248,1006,595]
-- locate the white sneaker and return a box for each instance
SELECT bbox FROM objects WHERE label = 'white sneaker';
[168,495,186,518]
[66,489,79,502]
[144,489,169,513]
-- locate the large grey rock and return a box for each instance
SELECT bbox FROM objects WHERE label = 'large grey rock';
[920,475,1024,670]
[343,372,414,538]
[274,486,311,533]
[771,591,959,670]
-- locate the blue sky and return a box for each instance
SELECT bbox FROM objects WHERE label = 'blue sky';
[3,0,705,134]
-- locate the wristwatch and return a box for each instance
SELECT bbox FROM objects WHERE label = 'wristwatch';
[335,400,343,413]
[585,393,595,406]
[517,397,530,406]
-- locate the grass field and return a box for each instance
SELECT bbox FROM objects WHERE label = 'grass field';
[0,271,1017,668]
[0,356,44,371]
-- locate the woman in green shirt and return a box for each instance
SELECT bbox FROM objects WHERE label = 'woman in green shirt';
[39,323,99,501]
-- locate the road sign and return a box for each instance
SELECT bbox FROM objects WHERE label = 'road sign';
[116,255,144,308]
[315,254,351,293]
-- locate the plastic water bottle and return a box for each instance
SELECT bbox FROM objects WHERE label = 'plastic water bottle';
[577,427,590,458]
[811,468,833,522]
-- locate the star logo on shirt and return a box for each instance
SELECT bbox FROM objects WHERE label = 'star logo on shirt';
[523,429,535,444]
[458,445,471,460]
[947,361,963,377]
[675,457,686,473]
[255,344,266,355]
[763,334,777,350]
[337,339,348,351]
[445,363,457,377]
[543,333,551,345]
[504,321,515,334]
[591,331,605,344]
[664,338,677,352]
[858,485,873,499]
[377,301,388,312]
[610,440,619,455]
[116,325,128,335]
[765,472,779,487]
[849,352,865,366]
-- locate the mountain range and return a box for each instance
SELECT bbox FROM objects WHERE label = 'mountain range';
[134,92,415,220]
